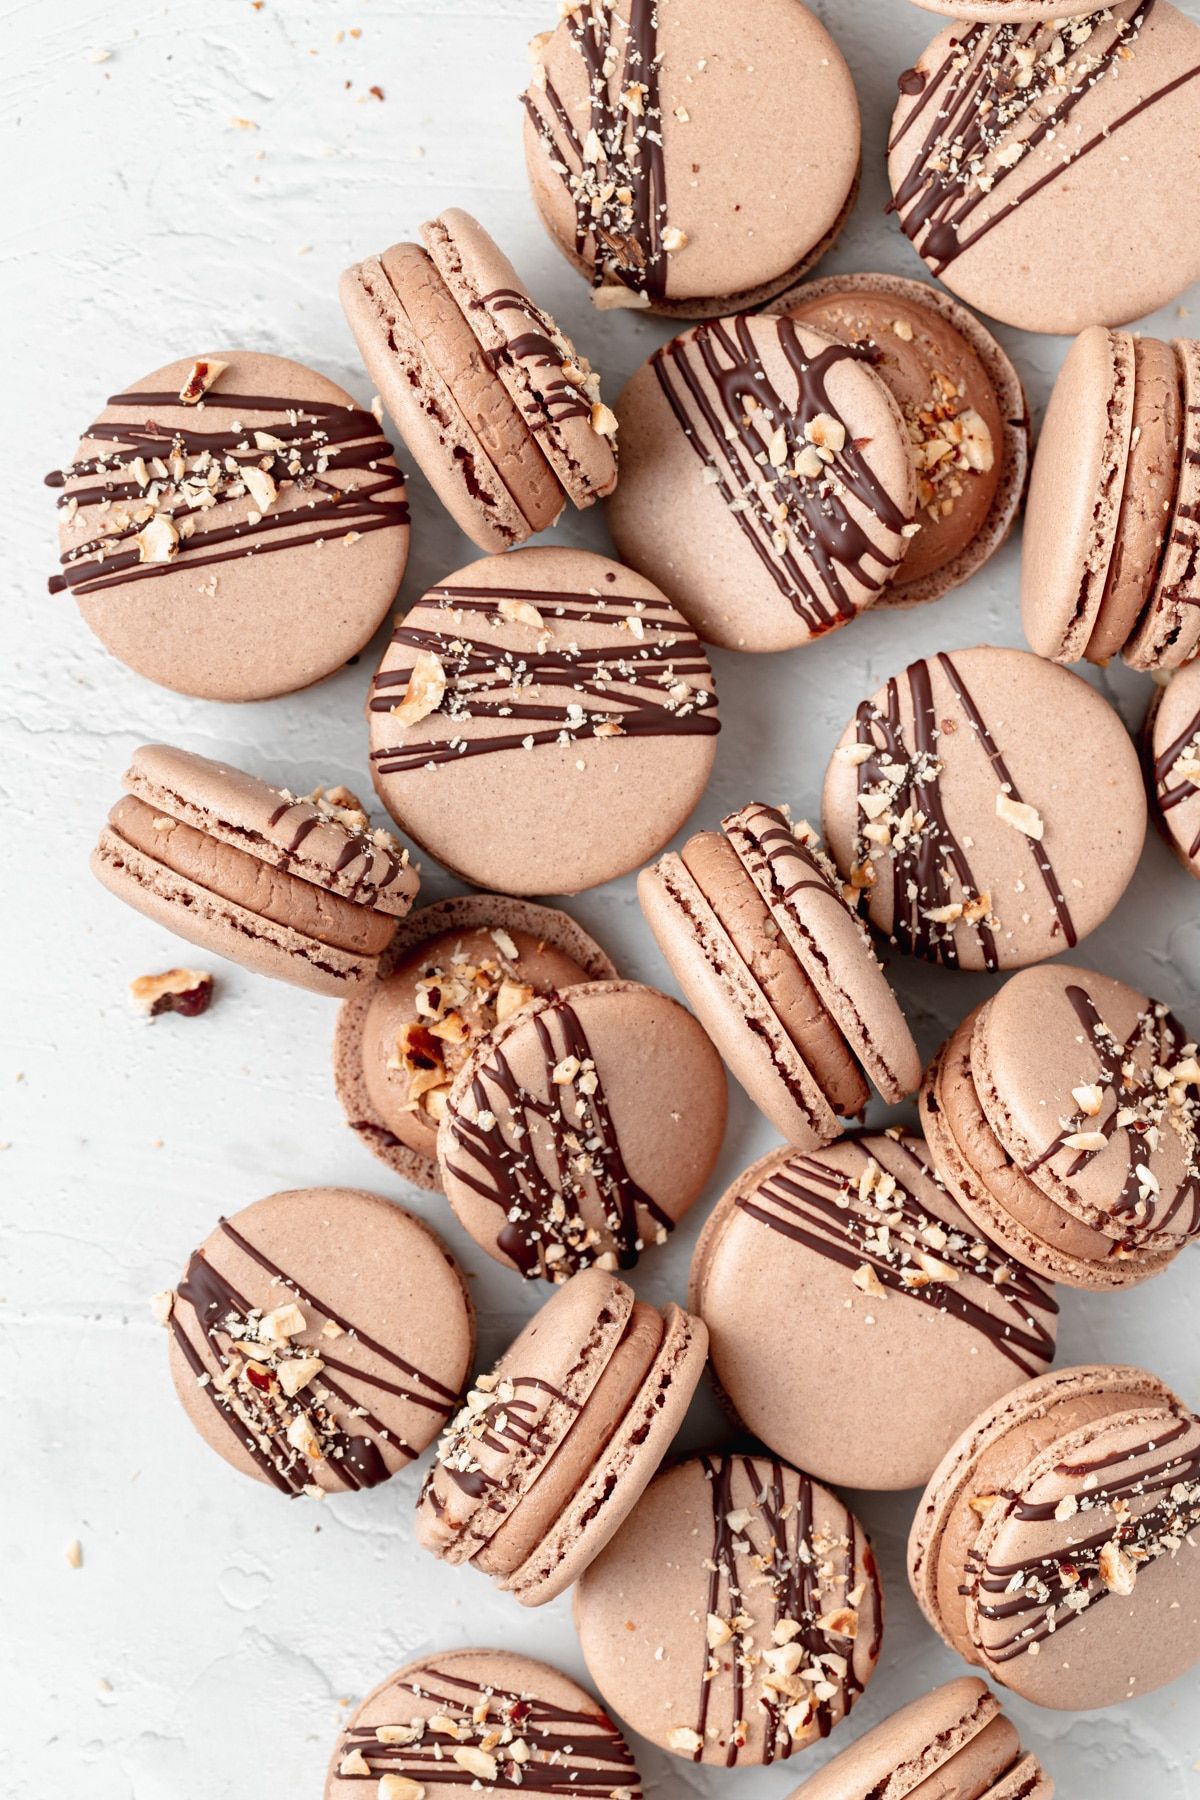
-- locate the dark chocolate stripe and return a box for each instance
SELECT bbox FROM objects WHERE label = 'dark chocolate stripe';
[1154,702,1200,859]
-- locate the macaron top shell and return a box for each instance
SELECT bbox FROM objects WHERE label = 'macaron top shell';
[908,0,1099,15]
[1150,659,1200,876]
[522,0,860,315]
[822,646,1146,971]
[784,1677,1011,1800]
[48,352,409,701]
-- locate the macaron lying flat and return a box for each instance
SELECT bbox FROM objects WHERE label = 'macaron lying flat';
[93,744,418,996]
[163,1187,473,1496]
[1147,659,1200,879]
[46,352,409,701]
[436,979,727,1280]
[909,1366,1200,1711]
[773,273,1029,608]
[639,805,920,1150]
[334,894,615,1190]
[574,1451,882,1767]
[607,315,917,652]
[920,963,1200,1290]
[1022,329,1200,672]
[325,1648,643,1797]
[822,646,1146,971]
[341,209,617,553]
[888,4,1200,335]
[784,1677,1053,1800]
[416,1267,706,1605]
[690,1130,1058,1492]
[367,546,720,895]
[522,0,860,317]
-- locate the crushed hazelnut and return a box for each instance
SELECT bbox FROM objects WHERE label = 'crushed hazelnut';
[129,968,214,1019]
[995,793,1044,840]
[390,650,447,726]
[178,358,229,404]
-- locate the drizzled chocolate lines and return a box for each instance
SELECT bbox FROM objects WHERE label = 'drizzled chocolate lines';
[1155,702,1200,859]
[263,794,407,903]
[652,316,909,630]
[481,286,592,424]
[437,1375,576,1503]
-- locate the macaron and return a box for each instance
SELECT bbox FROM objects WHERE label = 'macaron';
[888,4,1200,335]
[416,1267,707,1605]
[772,272,1029,608]
[367,545,720,894]
[574,1451,882,1768]
[325,1648,643,1797]
[638,805,921,1150]
[92,744,418,997]
[908,1365,1200,1711]
[783,1677,1053,1800]
[690,1130,1058,1492]
[521,0,860,317]
[1147,660,1200,878]
[46,352,409,701]
[340,209,617,554]
[162,1187,473,1496]
[606,314,917,652]
[919,962,1200,1290]
[821,646,1146,972]
[1022,329,1200,672]
[334,894,615,1190]
[436,979,727,1280]
[908,0,1093,14]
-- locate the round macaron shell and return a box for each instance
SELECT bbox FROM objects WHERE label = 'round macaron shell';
[1125,339,1200,671]
[50,352,409,701]
[1149,659,1200,878]
[780,1676,1003,1800]
[908,0,1097,14]
[167,1187,473,1495]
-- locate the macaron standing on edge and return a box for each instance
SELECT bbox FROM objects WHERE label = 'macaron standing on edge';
[1146,658,1200,879]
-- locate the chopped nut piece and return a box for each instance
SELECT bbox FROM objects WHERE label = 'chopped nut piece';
[1054,1493,1079,1521]
[150,1289,175,1327]
[815,1607,858,1639]
[277,1356,323,1397]
[338,1749,371,1777]
[391,651,446,726]
[706,1613,733,1648]
[1062,1130,1107,1153]
[452,1746,497,1781]
[285,1412,322,1460]
[498,596,545,630]
[129,968,214,1019]
[995,793,1044,839]
[968,1493,1002,1518]
[1099,1539,1137,1596]
[661,225,688,253]
[591,400,619,436]
[65,1539,83,1569]
[552,1055,581,1085]
[667,1726,704,1755]
[178,358,229,404]
[1072,1083,1105,1116]
[851,1262,886,1299]
[592,285,651,312]
[495,980,535,1023]
[242,464,277,513]
[377,1777,425,1800]
[260,1302,306,1341]
[133,515,180,564]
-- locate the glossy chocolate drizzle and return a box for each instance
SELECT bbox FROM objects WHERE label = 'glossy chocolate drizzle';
[263,793,408,905]
[651,316,909,631]
[436,1375,576,1507]
[1155,701,1200,860]
[480,286,592,425]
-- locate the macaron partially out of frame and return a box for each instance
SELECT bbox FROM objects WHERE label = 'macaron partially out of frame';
[334,894,616,1191]
[341,208,617,552]
[92,744,418,996]
[784,1677,1053,1800]
[1023,329,1200,672]
[908,1365,1200,1712]
[1146,659,1200,880]
[416,1267,706,1605]
[639,805,920,1150]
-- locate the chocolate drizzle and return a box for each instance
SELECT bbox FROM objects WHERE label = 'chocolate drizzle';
[263,793,408,904]
[480,287,592,425]
[435,1375,576,1508]
[1155,701,1200,860]
[650,316,910,631]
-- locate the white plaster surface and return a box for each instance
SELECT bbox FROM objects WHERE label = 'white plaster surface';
[4,0,1200,1793]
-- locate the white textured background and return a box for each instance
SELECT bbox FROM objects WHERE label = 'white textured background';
[4,0,1200,1793]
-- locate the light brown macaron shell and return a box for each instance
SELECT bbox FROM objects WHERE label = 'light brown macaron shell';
[166,1187,473,1496]
[908,0,1094,14]
[1148,659,1200,878]
[822,646,1146,972]
[888,5,1200,335]
[773,273,1028,606]
[908,1366,1200,1712]
[324,1648,644,1797]
[607,314,917,652]
[690,1131,1058,1492]
[1124,339,1200,671]
[334,895,616,1189]
[574,1451,882,1767]
[416,1267,707,1605]
[367,546,719,895]
[639,804,920,1150]
[436,979,727,1281]
[521,0,860,317]
[48,352,409,701]
[92,743,418,997]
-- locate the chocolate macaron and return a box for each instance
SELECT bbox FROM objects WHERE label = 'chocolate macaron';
[416,1267,706,1604]
[334,894,615,1190]
[691,1130,1058,1492]
[367,546,719,895]
[161,1187,473,1496]
[1147,660,1200,879]
[574,1451,882,1768]
[341,209,617,553]
[821,646,1146,971]
[920,963,1200,1289]
[607,315,917,652]
[92,745,418,996]
[47,352,409,701]
[436,979,726,1280]
[888,4,1200,335]
[909,1365,1200,1711]
[639,805,920,1150]
[521,0,860,317]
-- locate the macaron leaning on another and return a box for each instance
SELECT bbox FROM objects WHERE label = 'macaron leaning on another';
[639,804,920,1150]
[341,208,617,551]
[92,744,418,996]
[522,0,861,317]
[416,1267,706,1605]
[1146,658,1200,879]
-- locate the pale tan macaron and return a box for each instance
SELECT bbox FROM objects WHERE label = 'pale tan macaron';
[1146,660,1200,880]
